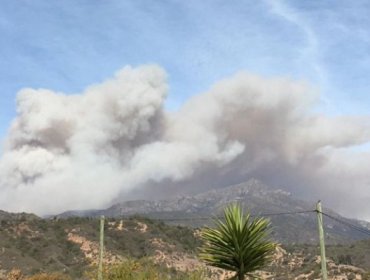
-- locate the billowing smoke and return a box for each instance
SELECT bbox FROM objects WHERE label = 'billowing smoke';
[1,65,370,219]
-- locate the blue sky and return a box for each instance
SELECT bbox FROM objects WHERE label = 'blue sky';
[1,0,370,140]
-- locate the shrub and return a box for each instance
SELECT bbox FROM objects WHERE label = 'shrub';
[25,272,71,280]
[6,269,23,280]
[85,258,206,280]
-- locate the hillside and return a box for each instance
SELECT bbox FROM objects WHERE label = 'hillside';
[0,214,200,279]
[60,179,370,244]
[0,213,370,279]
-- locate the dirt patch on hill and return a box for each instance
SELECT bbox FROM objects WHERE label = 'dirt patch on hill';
[67,230,122,265]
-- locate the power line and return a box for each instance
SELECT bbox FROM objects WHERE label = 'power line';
[320,211,370,237]
[149,210,370,237]
[149,209,315,222]
[123,208,370,237]
[252,210,315,217]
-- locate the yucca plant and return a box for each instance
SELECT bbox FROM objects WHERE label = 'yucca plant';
[199,203,276,280]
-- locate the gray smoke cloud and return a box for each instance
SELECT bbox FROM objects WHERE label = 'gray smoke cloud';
[1,65,370,219]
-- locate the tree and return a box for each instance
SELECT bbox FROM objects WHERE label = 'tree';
[199,203,275,280]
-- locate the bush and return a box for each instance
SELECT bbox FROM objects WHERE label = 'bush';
[6,269,23,280]
[25,273,71,280]
[85,258,206,280]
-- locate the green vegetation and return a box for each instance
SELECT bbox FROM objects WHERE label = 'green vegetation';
[285,240,370,273]
[0,215,201,279]
[5,259,207,280]
[86,258,207,280]
[25,272,71,280]
[1,210,369,279]
[4,269,71,280]
[199,204,275,280]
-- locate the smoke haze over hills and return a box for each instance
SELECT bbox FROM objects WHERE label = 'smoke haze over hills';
[0,65,370,219]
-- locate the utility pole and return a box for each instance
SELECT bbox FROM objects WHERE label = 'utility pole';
[98,215,105,280]
[316,201,328,280]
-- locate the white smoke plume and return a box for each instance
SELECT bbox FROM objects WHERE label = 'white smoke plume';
[1,64,370,219]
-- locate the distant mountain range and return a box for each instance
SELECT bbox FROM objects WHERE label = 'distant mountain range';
[58,179,370,244]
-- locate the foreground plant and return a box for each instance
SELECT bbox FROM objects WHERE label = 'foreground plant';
[25,272,71,280]
[4,270,71,280]
[199,203,276,280]
[85,257,206,280]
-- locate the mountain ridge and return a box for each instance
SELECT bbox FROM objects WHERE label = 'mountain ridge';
[57,179,370,244]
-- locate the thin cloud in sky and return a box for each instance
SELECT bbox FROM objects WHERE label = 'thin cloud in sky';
[267,0,326,88]
[266,0,341,119]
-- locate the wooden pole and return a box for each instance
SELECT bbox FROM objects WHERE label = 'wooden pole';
[316,201,328,280]
[98,215,105,280]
